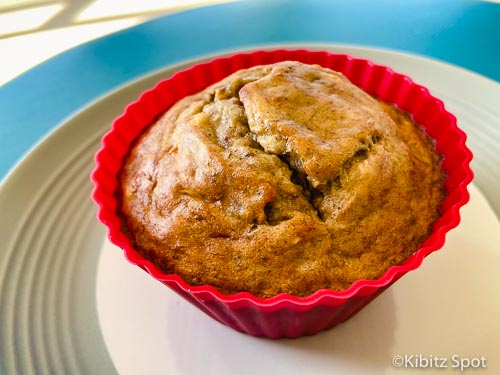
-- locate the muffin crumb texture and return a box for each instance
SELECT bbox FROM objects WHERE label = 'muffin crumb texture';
[119,61,445,298]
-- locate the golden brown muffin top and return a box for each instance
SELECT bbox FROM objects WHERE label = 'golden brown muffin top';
[119,61,445,298]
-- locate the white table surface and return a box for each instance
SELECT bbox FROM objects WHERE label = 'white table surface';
[0,0,236,86]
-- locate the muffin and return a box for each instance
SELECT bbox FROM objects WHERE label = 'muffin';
[118,61,445,298]
[93,49,472,338]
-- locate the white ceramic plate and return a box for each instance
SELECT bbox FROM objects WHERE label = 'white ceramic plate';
[1,45,499,375]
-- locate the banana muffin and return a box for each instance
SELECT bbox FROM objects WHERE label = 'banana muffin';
[118,61,445,298]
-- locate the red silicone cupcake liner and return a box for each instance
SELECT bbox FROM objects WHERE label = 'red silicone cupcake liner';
[91,49,473,338]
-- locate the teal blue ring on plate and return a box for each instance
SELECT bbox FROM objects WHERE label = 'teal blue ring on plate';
[0,0,499,178]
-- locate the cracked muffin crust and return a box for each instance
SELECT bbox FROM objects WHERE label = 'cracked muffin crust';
[119,61,445,298]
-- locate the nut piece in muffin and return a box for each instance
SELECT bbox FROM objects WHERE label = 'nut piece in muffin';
[119,61,445,298]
